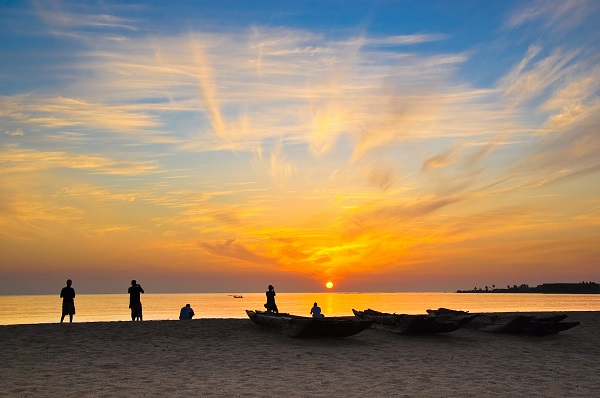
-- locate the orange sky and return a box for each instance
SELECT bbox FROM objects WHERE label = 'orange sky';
[1,1,599,294]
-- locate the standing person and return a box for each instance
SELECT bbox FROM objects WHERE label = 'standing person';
[310,302,324,318]
[60,279,76,323]
[128,280,144,321]
[179,303,195,320]
[265,284,278,313]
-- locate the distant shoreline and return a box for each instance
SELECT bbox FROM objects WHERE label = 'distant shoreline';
[457,282,600,294]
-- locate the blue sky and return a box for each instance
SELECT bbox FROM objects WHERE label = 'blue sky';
[1,0,599,294]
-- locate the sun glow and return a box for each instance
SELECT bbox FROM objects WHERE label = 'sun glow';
[326,281,334,289]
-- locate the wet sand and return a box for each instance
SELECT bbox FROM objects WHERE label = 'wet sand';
[1,311,598,397]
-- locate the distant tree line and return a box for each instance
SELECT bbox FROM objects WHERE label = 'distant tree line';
[457,281,600,294]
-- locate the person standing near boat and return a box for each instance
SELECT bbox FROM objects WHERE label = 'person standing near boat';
[265,285,278,313]
[128,280,144,321]
[310,302,324,318]
[60,279,76,323]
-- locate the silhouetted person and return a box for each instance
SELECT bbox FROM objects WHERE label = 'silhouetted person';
[179,303,195,320]
[265,284,278,313]
[310,302,324,318]
[60,279,76,323]
[128,280,144,321]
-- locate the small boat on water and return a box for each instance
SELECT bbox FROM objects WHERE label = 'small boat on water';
[426,308,580,336]
[352,308,477,335]
[233,295,243,298]
[246,310,375,338]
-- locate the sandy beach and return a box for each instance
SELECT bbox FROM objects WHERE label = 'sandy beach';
[1,311,598,397]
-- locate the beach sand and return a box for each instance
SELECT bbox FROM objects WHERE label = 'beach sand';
[1,312,598,397]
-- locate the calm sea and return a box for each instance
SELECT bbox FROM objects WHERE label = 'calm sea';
[1,292,599,326]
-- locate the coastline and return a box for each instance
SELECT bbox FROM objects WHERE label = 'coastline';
[1,311,599,397]
[457,282,600,294]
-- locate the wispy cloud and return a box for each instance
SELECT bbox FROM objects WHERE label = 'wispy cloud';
[0,147,159,175]
[4,129,24,136]
[56,28,476,156]
[500,46,579,108]
[254,141,297,186]
[506,0,594,32]
[0,95,163,136]
[33,0,138,31]
[521,101,600,183]
[361,34,448,46]
[199,238,280,268]
[541,68,600,130]
[421,146,461,172]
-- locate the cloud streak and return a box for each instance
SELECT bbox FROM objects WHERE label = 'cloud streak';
[506,0,594,32]
[0,147,159,175]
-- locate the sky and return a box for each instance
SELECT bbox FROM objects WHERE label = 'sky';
[1,0,599,295]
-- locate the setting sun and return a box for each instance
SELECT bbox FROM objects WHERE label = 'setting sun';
[326,281,334,289]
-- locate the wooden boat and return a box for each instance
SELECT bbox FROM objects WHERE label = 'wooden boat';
[426,308,579,335]
[467,314,537,333]
[352,308,477,335]
[522,319,580,335]
[426,307,474,319]
[246,310,374,338]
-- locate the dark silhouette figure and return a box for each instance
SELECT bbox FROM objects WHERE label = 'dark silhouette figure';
[179,303,195,320]
[310,302,324,318]
[128,280,144,321]
[265,284,278,313]
[60,279,76,323]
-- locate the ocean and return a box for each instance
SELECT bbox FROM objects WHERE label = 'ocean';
[1,292,599,326]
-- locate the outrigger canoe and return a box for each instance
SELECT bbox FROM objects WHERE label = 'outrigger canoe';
[246,310,374,338]
[427,308,580,336]
[352,308,477,335]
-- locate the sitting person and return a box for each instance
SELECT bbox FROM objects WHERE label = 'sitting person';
[310,302,324,318]
[179,303,195,320]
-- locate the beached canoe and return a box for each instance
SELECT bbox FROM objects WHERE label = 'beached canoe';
[246,310,375,338]
[426,308,580,335]
[469,314,580,335]
[352,308,477,335]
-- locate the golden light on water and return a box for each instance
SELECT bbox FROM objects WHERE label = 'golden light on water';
[326,281,334,289]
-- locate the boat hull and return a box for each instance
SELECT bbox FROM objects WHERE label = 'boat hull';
[353,308,477,335]
[246,310,374,338]
[427,308,579,335]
